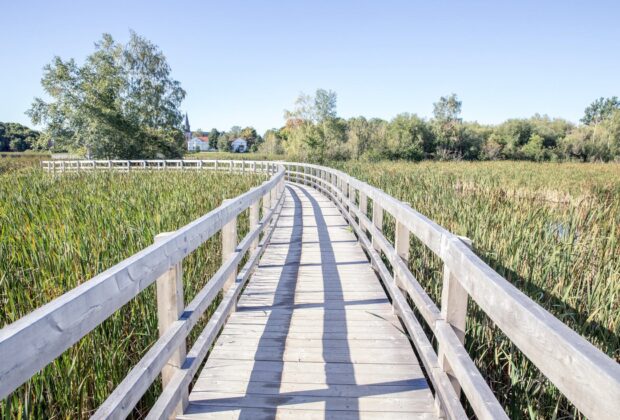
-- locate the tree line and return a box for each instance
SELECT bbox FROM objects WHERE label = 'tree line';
[0,122,42,152]
[259,91,620,162]
[22,31,620,162]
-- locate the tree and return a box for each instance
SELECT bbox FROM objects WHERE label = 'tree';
[521,134,546,161]
[217,132,230,151]
[432,93,463,158]
[229,126,242,139]
[208,128,220,150]
[260,129,285,155]
[27,31,186,159]
[314,89,337,121]
[283,89,341,161]
[240,126,258,148]
[581,97,620,125]
[385,114,433,160]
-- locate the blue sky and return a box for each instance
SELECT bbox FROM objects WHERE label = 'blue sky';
[1,0,619,134]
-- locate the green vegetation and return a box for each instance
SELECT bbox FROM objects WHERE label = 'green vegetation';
[335,161,619,418]
[0,168,265,418]
[0,122,42,152]
[260,90,620,163]
[0,152,50,174]
[28,31,186,159]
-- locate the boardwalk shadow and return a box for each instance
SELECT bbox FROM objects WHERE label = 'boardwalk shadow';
[297,185,360,418]
[237,185,305,419]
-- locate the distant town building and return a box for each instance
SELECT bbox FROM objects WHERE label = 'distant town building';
[188,136,210,151]
[184,114,213,151]
[231,138,248,153]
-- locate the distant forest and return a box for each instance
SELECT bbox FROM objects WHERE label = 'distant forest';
[258,91,620,163]
[0,122,42,152]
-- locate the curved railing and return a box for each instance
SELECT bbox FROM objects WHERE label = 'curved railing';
[2,159,618,419]
[282,162,620,420]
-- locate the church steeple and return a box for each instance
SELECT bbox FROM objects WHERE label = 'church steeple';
[184,113,190,133]
[184,113,191,144]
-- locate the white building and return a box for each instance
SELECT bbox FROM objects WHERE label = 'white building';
[231,138,248,153]
[188,137,210,152]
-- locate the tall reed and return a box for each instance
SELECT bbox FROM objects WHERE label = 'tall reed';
[337,161,619,419]
[0,169,265,418]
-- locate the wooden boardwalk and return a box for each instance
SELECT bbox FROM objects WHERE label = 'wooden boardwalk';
[3,161,617,419]
[181,183,437,419]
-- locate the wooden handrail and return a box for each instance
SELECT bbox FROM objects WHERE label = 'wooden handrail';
[284,164,620,420]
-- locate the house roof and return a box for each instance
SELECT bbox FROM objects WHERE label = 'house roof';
[197,135,209,142]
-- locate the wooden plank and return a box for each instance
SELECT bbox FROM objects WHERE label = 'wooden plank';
[213,337,413,350]
[186,392,435,413]
[191,380,430,398]
[207,346,420,365]
[198,360,426,383]
[179,406,438,420]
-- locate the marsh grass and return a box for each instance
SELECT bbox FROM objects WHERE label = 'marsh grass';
[337,161,619,419]
[0,169,265,418]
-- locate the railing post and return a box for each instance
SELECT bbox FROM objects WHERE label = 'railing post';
[359,192,368,233]
[438,236,473,397]
[221,200,238,292]
[394,220,410,286]
[348,182,355,217]
[249,198,260,252]
[371,201,383,252]
[262,189,271,228]
[154,232,187,417]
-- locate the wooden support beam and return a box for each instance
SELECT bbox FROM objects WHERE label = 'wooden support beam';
[394,220,410,291]
[372,201,383,252]
[154,232,187,418]
[249,199,260,252]
[438,236,473,396]
[221,200,238,292]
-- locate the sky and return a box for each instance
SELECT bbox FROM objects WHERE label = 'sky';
[1,0,619,134]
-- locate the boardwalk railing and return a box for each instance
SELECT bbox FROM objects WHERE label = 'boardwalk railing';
[1,160,285,418]
[41,159,281,175]
[283,162,620,420]
[1,159,618,419]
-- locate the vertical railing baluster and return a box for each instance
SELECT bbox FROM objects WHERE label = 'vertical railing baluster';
[438,237,473,397]
[249,198,260,252]
[372,201,383,252]
[154,232,187,417]
[394,220,410,293]
[222,200,237,292]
